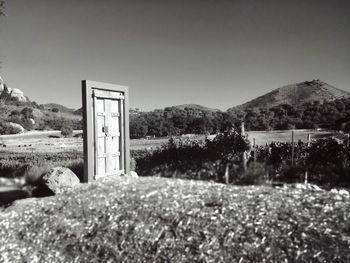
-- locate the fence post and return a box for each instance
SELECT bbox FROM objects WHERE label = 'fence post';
[253,138,257,170]
[304,133,311,184]
[291,130,295,166]
[224,163,230,184]
[241,122,247,174]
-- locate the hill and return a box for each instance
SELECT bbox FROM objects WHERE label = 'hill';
[1,177,349,262]
[230,80,350,111]
[41,103,76,114]
[0,77,82,134]
[171,104,221,112]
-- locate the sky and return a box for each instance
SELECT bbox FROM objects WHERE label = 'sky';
[0,0,349,111]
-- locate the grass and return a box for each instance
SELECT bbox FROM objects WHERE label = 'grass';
[0,177,349,262]
[0,151,84,185]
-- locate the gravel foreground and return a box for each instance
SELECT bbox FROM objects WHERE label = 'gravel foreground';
[0,177,349,263]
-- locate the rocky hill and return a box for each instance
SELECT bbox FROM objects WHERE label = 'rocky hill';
[230,80,350,111]
[0,76,82,134]
[0,76,27,102]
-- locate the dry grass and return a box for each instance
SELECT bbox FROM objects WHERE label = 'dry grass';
[0,177,349,262]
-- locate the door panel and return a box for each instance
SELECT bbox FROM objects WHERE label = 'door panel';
[93,90,123,178]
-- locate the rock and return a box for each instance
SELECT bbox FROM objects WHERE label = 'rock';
[4,197,38,213]
[42,167,80,194]
[0,76,4,92]
[331,188,350,197]
[0,76,27,102]
[10,88,27,102]
[8,122,25,133]
[338,189,350,197]
[127,171,139,178]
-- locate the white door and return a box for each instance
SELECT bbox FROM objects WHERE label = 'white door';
[93,90,125,178]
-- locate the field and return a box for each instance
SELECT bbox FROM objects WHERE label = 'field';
[0,131,163,152]
[1,177,349,262]
[246,129,348,146]
[0,129,346,153]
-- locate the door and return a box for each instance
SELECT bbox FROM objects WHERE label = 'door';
[82,80,130,182]
[94,90,124,178]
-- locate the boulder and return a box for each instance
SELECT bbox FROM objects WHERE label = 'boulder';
[4,197,38,213]
[10,88,27,102]
[127,171,139,178]
[8,122,25,133]
[42,167,80,194]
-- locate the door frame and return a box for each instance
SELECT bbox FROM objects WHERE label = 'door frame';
[82,80,130,182]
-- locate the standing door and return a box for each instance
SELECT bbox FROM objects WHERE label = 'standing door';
[82,80,130,182]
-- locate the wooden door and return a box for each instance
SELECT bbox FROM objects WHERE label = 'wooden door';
[94,90,124,178]
[82,80,130,182]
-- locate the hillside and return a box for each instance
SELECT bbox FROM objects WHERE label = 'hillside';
[171,104,221,112]
[0,77,82,134]
[230,80,350,111]
[1,177,349,262]
[41,103,76,114]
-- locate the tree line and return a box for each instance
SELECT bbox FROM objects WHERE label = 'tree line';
[130,98,350,138]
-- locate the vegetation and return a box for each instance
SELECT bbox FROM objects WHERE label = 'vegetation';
[0,151,83,181]
[130,98,350,138]
[135,130,250,183]
[0,98,82,134]
[60,123,74,137]
[134,131,350,187]
[0,122,23,134]
[1,177,349,262]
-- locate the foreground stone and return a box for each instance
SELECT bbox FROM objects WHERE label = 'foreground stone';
[1,177,349,262]
[127,171,139,177]
[42,167,80,194]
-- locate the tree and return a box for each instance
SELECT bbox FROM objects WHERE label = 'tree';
[61,123,73,137]
[130,116,148,138]
[21,107,34,119]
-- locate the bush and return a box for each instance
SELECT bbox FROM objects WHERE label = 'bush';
[61,124,73,137]
[0,121,23,135]
[135,129,251,183]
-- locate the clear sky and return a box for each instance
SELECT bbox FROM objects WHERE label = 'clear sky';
[0,0,349,111]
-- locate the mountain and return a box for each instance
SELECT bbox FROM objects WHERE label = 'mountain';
[229,80,350,111]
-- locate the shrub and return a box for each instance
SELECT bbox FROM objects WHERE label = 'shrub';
[0,121,23,134]
[234,162,267,185]
[61,124,73,137]
[135,129,250,183]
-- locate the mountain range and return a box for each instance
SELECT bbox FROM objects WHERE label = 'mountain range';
[171,80,350,113]
[1,78,350,115]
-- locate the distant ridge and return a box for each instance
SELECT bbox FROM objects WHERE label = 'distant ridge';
[170,104,221,112]
[42,103,75,113]
[229,80,350,111]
